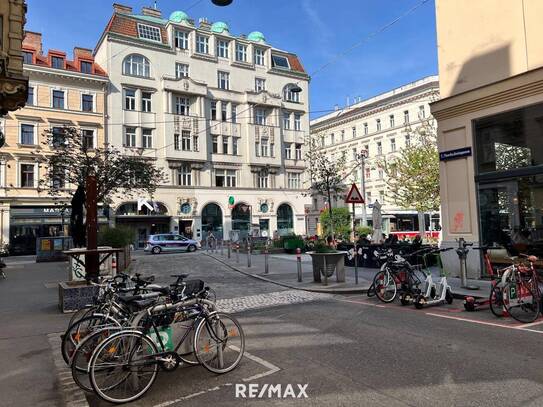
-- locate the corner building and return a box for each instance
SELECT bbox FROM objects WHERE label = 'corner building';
[94,4,310,247]
[0,32,108,254]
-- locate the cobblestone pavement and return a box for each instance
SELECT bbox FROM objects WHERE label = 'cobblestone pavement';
[215,289,332,313]
[131,251,295,300]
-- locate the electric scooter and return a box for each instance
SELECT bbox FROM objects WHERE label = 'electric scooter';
[413,248,454,309]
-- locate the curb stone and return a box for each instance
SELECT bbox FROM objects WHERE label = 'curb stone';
[206,253,370,294]
[205,253,486,300]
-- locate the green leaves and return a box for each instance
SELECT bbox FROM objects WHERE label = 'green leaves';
[380,119,440,212]
[39,126,167,203]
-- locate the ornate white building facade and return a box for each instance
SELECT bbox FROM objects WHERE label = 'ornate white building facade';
[94,4,310,247]
[309,76,440,236]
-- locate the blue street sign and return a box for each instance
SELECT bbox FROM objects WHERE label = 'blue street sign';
[439,147,472,161]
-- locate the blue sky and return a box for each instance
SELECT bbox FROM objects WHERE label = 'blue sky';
[26,0,437,119]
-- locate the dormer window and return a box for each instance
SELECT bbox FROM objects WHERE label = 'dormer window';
[22,51,33,64]
[80,61,92,74]
[51,56,64,69]
[271,54,289,69]
[137,23,162,43]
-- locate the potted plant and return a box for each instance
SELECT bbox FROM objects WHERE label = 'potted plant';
[306,240,347,284]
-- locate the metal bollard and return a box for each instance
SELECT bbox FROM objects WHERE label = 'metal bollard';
[323,254,328,286]
[227,241,231,259]
[220,240,224,256]
[354,243,359,285]
[235,244,239,263]
[264,246,269,274]
[247,243,252,267]
[296,248,302,282]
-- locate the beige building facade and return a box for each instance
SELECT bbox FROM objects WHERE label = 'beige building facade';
[0,32,108,254]
[94,4,310,248]
[309,76,440,237]
[431,0,543,276]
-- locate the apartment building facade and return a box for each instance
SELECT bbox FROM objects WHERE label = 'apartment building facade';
[0,31,108,254]
[309,76,440,236]
[94,4,310,247]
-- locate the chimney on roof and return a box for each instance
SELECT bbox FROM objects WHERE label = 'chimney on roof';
[141,6,162,18]
[334,104,339,111]
[73,47,93,60]
[199,18,211,30]
[23,31,43,55]
[113,3,132,14]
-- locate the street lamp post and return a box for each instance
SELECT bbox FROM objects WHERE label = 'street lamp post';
[356,149,369,227]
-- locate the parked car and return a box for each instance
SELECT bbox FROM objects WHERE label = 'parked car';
[144,234,200,254]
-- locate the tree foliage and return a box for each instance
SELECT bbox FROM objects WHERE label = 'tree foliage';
[38,126,167,203]
[379,119,440,212]
[320,207,351,240]
[305,136,348,238]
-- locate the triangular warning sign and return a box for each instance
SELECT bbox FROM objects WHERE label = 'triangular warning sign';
[345,183,364,204]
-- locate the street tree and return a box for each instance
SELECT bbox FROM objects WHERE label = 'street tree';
[379,118,440,234]
[320,207,351,240]
[38,126,166,246]
[305,136,347,241]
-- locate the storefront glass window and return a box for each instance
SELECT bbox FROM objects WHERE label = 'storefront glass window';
[475,103,543,258]
[475,104,543,174]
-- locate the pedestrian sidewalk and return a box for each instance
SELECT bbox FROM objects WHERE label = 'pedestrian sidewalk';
[206,250,491,298]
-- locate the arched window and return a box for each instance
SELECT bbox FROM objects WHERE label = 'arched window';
[283,84,300,103]
[277,203,294,236]
[123,54,151,78]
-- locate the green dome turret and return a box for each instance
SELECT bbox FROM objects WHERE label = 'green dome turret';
[211,21,230,34]
[247,31,266,43]
[169,11,189,23]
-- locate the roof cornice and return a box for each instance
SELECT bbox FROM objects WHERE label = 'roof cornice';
[23,65,109,84]
[311,87,439,132]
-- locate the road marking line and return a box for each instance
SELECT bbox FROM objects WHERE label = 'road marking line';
[513,319,543,329]
[425,312,543,333]
[338,299,386,308]
[152,349,281,407]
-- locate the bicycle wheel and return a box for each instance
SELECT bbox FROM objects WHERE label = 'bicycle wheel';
[373,270,397,303]
[61,314,120,365]
[367,282,376,297]
[194,313,244,374]
[70,326,121,392]
[504,281,540,323]
[489,284,504,318]
[89,331,158,404]
[68,305,97,328]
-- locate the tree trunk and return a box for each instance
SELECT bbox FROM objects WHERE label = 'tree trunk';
[327,186,335,244]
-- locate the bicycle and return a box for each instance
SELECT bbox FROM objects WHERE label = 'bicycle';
[69,276,213,392]
[500,254,541,323]
[370,247,432,304]
[87,295,244,404]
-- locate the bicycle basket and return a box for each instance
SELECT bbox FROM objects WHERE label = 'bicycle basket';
[182,279,205,297]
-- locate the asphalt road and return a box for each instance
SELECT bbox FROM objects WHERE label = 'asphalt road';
[87,252,543,407]
[4,251,543,407]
